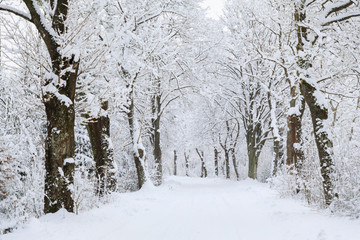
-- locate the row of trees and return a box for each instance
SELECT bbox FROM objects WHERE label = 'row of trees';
[0,0,207,223]
[217,0,360,207]
[1,0,360,232]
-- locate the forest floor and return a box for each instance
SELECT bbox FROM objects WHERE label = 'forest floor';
[3,176,360,240]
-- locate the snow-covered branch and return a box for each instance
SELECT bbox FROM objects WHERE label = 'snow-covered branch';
[0,4,32,22]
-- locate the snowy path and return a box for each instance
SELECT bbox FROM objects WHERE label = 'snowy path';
[3,177,360,240]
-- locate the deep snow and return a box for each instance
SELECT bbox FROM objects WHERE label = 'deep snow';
[3,177,360,240]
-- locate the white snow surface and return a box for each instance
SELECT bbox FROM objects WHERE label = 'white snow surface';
[3,177,360,240]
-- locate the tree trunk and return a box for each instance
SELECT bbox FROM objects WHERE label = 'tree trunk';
[214,148,219,176]
[247,146,257,179]
[151,83,162,185]
[267,85,285,177]
[44,58,78,213]
[127,97,146,189]
[173,150,177,176]
[272,136,284,176]
[302,81,336,205]
[7,0,79,214]
[196,148,207,178]
[152,113,162,185]
[184,152,189,177]
[230,149,239,180]
[133,147,146,189]
[224,150,230,179]
[286,85,305,172]
[86,101,116,195]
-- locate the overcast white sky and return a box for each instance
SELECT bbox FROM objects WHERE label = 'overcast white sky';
[202,0,226,19]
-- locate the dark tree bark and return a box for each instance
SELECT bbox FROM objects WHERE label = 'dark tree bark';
[286,86,305,171]
[86,101,116,195]
[44,69,77,212]
[302,82,336,205]
[151,81,162,185]
[0,0,79,213]
[292,1,337,204]
[151,111,162,185]
[224,149,230,179]
[247,146,258,179]
[286,1,306,174]
[246,139,265,180]
[214,148,219,177]
[173,150,177,176]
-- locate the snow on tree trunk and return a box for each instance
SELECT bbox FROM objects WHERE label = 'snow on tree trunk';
[285,86,305,171]
[127,98,146,189]
[43,57,78,213]
[151,83,162,186]
[86,101,117,196]
[196,148,207,178]
[293,0,336,205]
[302,81,336,205]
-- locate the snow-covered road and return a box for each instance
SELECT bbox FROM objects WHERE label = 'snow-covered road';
[3,177,360,240]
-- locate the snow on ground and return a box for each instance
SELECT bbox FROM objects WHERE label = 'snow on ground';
[3,177,360,240]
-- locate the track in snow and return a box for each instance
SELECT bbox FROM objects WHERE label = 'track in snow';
[3,177,360,240]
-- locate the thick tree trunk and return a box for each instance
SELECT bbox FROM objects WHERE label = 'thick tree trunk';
[230,149,239,180]
[246,127,260,179]
[286,0,307,174]
[286,86,305,172]
[302,81,336,205]
[10,0,79,214]
[86,101,116,195]
[44,59,78,213]
[247,146,257,179]
[214,148,219,177]
[133,147,146,189]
